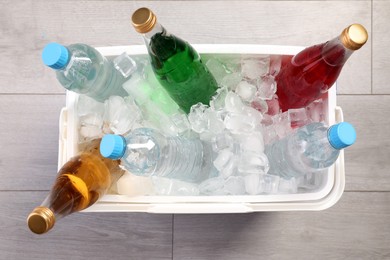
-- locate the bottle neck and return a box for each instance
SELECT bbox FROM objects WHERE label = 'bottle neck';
[322,36,354,66]
[82,138,123,173]
[142,23,165,45]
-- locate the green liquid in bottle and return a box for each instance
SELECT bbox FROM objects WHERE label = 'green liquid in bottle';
[148,32,218,113]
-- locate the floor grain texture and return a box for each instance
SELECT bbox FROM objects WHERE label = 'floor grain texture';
[0,1,388,259]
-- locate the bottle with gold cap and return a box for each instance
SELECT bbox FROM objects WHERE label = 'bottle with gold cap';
[27,139,124,234]
[274,23,368,111]
[131,7,218,113]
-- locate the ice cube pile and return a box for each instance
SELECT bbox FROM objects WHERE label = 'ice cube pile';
[76,53,328,196]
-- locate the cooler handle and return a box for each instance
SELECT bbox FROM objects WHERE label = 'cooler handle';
[335,106,344,123]
[58,107,68,170]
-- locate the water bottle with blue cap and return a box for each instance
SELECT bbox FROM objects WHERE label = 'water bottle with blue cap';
[42,42,128,102]
[99,128,214,183]
[265,122,356,179]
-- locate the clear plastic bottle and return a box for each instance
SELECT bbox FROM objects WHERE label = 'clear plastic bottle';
[265,122,356,180]
[100,128,213,183]
[42,42,128,102]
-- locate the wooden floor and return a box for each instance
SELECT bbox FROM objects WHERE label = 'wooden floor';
[1,1,389,259]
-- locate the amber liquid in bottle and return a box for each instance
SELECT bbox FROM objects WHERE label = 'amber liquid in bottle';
[49,153,112,215]
[27,139,123,234]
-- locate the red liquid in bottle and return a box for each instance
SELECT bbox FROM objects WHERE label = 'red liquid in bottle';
[275,42,347,111]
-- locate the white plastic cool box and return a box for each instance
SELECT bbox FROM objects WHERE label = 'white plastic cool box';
[58,44,345,213]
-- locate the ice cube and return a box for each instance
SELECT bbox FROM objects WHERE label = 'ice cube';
[104,96,141,135]
[77,95,105,116]
[237,131,265,154]
[259,174,280,194]
[263,125,279,145]
[235,81,257,102]
[144,107,186,136]
[261,114,273,127]
[210,86,228,111]
[122,73,151,105]
[221,72,242,91]
[79,115,103,141]
[158,115,182,136]
[288,108,309,128]
[79,125,103,140]
[206,58,230,83]
[265,94,281,116]
[211,132,234,152]
[256,75,277,100]
[199,130,214,142]
[244,173,261,195]
[219,156,237,178]
[116,171,154,196]
[224,176,246,195]
[269,55,282,76]
[251,96,269,115]
[151,176,200,196]
[242,106,263,124]
[113,52,137,78]
[213,149,234,171]
[297,170,325,190]
[216,56,241,73]
[237,152,269,175]
[199,176,227,195]
[79,113,104,127]
[224,112,259,134]
[224,91,245,113]
[206,110,225,134]
[241,57,270,80]
[188,103,208,133]
[223,113,247,133]
[272,111,293,139]
[170,112,191,134]
[278,177,298,194]
[306,99,326,123]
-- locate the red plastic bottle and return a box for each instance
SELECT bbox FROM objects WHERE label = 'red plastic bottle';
[275,24,368,111]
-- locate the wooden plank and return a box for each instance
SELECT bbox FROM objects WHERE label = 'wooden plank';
[0,1,370,94]
[0,191,173,260]
[338,95,390,191]
[0,95,64,190]
[173,192,390,260]
[373,0,390,94]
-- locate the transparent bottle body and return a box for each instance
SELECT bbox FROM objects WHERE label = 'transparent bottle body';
[39,139,123,220]
[275,36,354,111]
[265,122,340,179]
[121,128,212,183]
[141,24,218,113]
[56,44,128,102]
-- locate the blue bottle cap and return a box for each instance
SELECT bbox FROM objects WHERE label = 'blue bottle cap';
[328,122,356,150]
[42,43,70,70]
[100,134,126,159]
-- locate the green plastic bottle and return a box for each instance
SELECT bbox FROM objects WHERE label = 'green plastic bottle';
[131,7,219,113]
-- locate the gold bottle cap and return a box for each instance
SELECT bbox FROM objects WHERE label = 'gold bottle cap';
[131,7,157,33]
[27,206,55,234]
[341,24,368,50]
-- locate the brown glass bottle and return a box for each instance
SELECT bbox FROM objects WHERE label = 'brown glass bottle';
[27,139,123,234]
